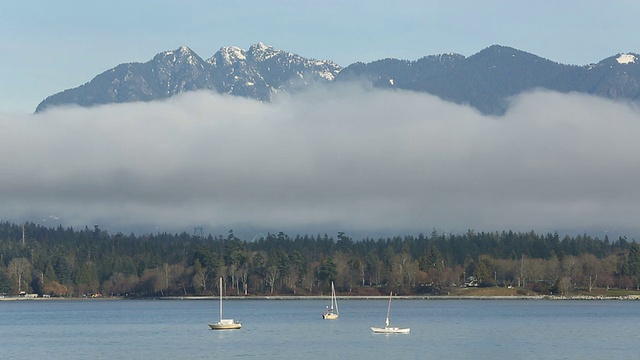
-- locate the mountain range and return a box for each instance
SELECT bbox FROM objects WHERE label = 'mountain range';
[35,43,640,115]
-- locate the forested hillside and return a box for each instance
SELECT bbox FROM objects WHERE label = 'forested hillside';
[1,222,638,297]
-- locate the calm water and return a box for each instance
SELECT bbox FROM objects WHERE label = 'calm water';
[1,298,639,359]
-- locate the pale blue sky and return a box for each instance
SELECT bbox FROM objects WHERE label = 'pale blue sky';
[1,1,638,114]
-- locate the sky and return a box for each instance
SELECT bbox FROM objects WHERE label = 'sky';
[1,1,640,239]
[2,0,639,115]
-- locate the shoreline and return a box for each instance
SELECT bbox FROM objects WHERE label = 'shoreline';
[165,294,640,300]
[3,294,639,301]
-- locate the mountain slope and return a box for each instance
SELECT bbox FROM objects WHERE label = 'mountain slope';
[36,43,341,112]
[337,45,640,114]
[35,44,640,115]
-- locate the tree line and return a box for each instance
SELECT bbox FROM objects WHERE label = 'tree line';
[1,222,639,297]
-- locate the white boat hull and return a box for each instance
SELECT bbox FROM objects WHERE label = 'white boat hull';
[322,312,339,320]
[209,322,242,330]
[371,326,410,334]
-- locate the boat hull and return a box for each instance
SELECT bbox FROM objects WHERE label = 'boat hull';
[322,312,339,320]
[209,322,242,330]
[371,326,410,334]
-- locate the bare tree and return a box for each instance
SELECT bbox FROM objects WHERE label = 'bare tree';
[169,263,189,295]
[192,260,207,294]
[354,258,366,287]
[387,254,404,289]
[557,276,571,295]
[599,254,619,290]
[8,257,31,294]
[404,259,418,288]
[493,258,516,287]
[155,263,171,296]
[515,254,527,287]
[283,265,301,295]
[544,255,562,287]
[227,263,238,294]
[239,263,249,295]
[561,255,579,290]
[580,254,601,292]
[332,252,351,290]
[527,258,546,284]
[301,261,320,293]
[265,265,279,294]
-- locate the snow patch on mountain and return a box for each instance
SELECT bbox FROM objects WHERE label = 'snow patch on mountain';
[249,42,280,61]
[617,54,636,64]
[212,46,247,66]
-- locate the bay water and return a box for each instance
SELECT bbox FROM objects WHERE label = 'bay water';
[1,298,639,359]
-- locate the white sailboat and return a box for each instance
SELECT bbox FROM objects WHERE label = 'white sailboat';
[208,277,242,330]
[322,281,339,320]
[371,292,409,334]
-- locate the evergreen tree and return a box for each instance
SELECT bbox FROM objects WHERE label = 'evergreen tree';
[318,258,337,284]
[626,242,640,284]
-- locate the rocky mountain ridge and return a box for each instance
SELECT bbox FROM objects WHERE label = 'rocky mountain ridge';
[35,43,640,115]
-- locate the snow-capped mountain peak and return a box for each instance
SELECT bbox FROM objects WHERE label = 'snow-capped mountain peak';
[35,42,342,111]
[617,53,637,64]
[248,42,281,62]
[210,46,247,66]
[154,46,202,67]
[254,41,269,50]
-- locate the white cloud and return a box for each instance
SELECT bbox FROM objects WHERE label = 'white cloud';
[2,86,640,239]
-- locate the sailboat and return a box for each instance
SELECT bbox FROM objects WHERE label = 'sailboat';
[322,281,339,320]
[208,277,242,330]
[371,292,410,334]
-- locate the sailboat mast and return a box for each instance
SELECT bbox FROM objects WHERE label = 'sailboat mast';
[219,277,223,321]
[385,292,392,327]
[333,282,338,314]
[330,282,337,313]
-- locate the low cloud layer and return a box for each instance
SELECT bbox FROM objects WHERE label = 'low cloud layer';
[2,84,640,239]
